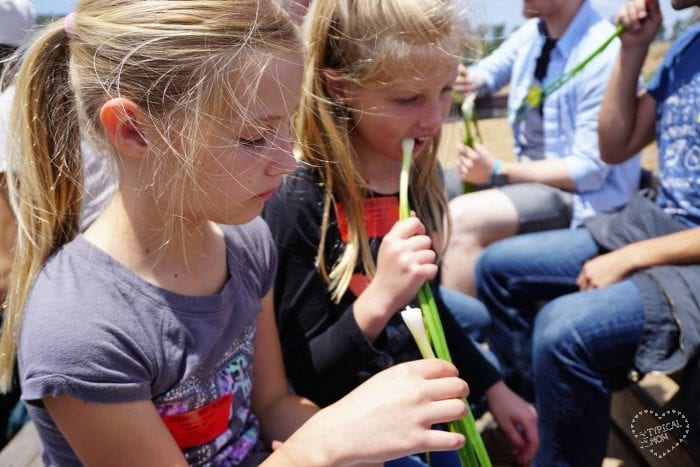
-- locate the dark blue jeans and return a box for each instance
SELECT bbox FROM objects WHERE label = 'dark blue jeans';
[476,229,645,466]
[386,450,461,467]
[438,286,491,342]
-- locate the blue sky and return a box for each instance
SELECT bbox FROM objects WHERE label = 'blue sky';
[33,0,694,28]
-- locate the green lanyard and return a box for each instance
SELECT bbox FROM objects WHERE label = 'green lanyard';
[515,24,624,123]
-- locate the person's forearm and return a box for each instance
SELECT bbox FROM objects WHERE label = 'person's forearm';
[257,394,319,449]
[502,159,576,191]
[599,44,650,163]
[283,305,382,406]
[264,407,381,467]
[353,284,397,341]
[621,227,700,271]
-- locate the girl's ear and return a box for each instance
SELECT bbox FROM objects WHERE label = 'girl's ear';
[322,68,348,101]
[99,98,149,159]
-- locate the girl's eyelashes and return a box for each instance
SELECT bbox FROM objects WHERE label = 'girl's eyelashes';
[396,95,419,105]
[238,136,267,148]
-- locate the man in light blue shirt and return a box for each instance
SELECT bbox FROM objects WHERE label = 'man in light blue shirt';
[442,0,641,296]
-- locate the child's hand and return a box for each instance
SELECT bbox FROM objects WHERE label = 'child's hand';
[457,142,495,185]
[353,217,437,340]
[454,64,484,96]
[284,359,469,466]
[616,0,662,47]
[486,380,539,464]
[374,216,437,310]
[577,247,638,290]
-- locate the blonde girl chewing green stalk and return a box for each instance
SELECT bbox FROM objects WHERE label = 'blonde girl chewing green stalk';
[0,1,471,465]
[264,0,539,464]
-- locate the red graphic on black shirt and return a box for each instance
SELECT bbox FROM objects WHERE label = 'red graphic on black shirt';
[335,196,399,296]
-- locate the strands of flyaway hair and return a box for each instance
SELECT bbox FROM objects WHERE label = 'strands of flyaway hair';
[399,138,492,467]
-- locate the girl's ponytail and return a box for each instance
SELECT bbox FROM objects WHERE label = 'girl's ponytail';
[0,19,82,392]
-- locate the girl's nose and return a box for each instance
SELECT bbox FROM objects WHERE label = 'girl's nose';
[266,144,298,176]
[418,102,445,132]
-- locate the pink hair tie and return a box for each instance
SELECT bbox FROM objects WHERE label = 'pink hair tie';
[64,12,76,37]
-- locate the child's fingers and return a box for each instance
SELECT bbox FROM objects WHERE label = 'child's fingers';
[500,420,526,450]
[621,1,641,30]
[410,249,437,267]
[391,216,426,237]
[413,263,438,282]
[425,377,470,402]
[425,399,469,426]
[401,232,433,249]
[633,0,647,19]
[647,0,662,22]
[513,421,539,463]
[403,358,459,379]
[420,429,466,453]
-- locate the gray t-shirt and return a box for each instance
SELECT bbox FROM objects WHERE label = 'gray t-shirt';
[19,218,276,466]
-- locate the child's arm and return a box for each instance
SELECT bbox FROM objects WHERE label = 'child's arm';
[485,380,539,464]
[252,291,319,443]
[577,226,700,290]
[599,0,660,164]
[252,291,470,467]
[43,396,188,466]
[266,182,438,405]
[353,216,438,340]
[264,359,469,467]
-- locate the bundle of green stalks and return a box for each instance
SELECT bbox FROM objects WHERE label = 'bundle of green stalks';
[399,138,491,467]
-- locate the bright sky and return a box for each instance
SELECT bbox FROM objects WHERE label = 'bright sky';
[32,0,694,29]
[476,0,692,31]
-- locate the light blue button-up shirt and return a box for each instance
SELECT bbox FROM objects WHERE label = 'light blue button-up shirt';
[471,0,641,227]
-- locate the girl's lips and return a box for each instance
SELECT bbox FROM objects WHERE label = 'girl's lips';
[257,186,280,200]
[412,136,431,153]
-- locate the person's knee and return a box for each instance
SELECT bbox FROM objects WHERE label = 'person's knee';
[448,191,517,239]
[474,240,512,290]
[533,297,590,367]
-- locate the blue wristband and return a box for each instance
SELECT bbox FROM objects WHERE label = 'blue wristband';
[490,159,501,186]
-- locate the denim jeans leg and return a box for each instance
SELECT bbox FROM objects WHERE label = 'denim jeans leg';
[476,228,600,399]
[438,286,492,342]
[532,280,645,467]
[385,450,463,467]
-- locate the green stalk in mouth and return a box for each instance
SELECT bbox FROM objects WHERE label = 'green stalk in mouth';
[399,139,491,467]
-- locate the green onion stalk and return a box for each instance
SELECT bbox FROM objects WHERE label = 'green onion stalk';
[515,24,624,123]
[399,139,491,467]
[453,92,482,194]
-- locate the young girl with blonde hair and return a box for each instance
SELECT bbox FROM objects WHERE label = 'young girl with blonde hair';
[0,1,472,465]
[264,0,539,464]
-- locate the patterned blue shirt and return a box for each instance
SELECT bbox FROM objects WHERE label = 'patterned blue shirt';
[470,0,641,226]
[646,22,700,228]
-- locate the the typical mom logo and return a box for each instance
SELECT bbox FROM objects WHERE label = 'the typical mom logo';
[630,409,690,459]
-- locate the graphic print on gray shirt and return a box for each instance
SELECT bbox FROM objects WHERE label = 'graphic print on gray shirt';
[19,218,276,466]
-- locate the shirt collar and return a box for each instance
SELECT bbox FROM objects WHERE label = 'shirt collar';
[538,0,598,57]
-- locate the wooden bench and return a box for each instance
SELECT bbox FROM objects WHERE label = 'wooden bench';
[0,420,41,466]
[611,370,699,467]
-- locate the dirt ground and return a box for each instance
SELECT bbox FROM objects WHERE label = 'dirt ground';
[436,118,658,172]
